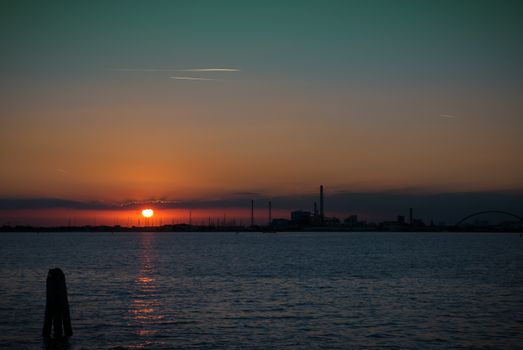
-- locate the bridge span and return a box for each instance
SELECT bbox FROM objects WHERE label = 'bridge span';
[455,210,522,227]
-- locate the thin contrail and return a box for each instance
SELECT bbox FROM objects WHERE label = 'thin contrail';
[116,68,166,72]
[178,68,240,72]
[116,68,240,72]
[439,114,457,119]
[170,76,218,81]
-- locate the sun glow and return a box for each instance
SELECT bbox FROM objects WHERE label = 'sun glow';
[141,209,154,218]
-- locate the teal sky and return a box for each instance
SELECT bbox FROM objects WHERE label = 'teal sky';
[1,0,522,208]
[3,1,522,83]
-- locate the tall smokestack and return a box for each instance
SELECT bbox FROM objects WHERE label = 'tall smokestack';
[268,201,272,225]
[251,200,254,226]
[409,207,413,226]
[320,185,324,223]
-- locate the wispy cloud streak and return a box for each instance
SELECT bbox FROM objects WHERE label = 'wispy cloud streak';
[439,114,457,119]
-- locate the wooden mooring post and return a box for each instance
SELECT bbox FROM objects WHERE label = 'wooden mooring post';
[42,268,73,338]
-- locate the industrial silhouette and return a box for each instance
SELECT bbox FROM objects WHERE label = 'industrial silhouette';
[1,185,521,233]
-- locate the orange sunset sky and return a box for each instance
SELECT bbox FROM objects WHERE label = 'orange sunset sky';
[1,1,522,225]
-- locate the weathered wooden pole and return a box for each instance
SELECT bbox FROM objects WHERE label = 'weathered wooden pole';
[42,268,72,338]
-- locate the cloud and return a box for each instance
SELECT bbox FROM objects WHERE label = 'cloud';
[119,199,181,208]
[439,114,457,119]
[0,198,110,210]
[178,68,240,72]
[2,192,522,223]
[230,192,262,197]
[170,76,218,81]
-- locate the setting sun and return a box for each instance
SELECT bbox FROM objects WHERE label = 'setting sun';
[141,209,154,218]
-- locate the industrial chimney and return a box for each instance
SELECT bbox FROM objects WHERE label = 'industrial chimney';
[268,200,272,225]
[320,185,324,223]
[251,200,254,226]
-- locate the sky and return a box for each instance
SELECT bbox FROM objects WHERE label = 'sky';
[1,0,522,225]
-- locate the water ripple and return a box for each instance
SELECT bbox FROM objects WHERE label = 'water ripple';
[0,232,522,349]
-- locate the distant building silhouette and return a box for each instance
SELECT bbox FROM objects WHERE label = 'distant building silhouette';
[344,215,359,227]
[291,210,312,226]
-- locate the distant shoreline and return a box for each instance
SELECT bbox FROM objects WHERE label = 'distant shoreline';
[1,225,521,233]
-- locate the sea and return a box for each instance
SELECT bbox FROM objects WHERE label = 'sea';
[0,231,522,349]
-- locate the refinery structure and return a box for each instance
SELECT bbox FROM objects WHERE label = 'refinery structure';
[1,184,521,233]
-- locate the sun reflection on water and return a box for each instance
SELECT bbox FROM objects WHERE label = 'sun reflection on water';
[128,234,164,345]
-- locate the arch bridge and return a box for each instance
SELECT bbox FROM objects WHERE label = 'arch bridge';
[455,210,522,227]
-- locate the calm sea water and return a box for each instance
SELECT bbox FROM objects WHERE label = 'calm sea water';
[0,232,522,349]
